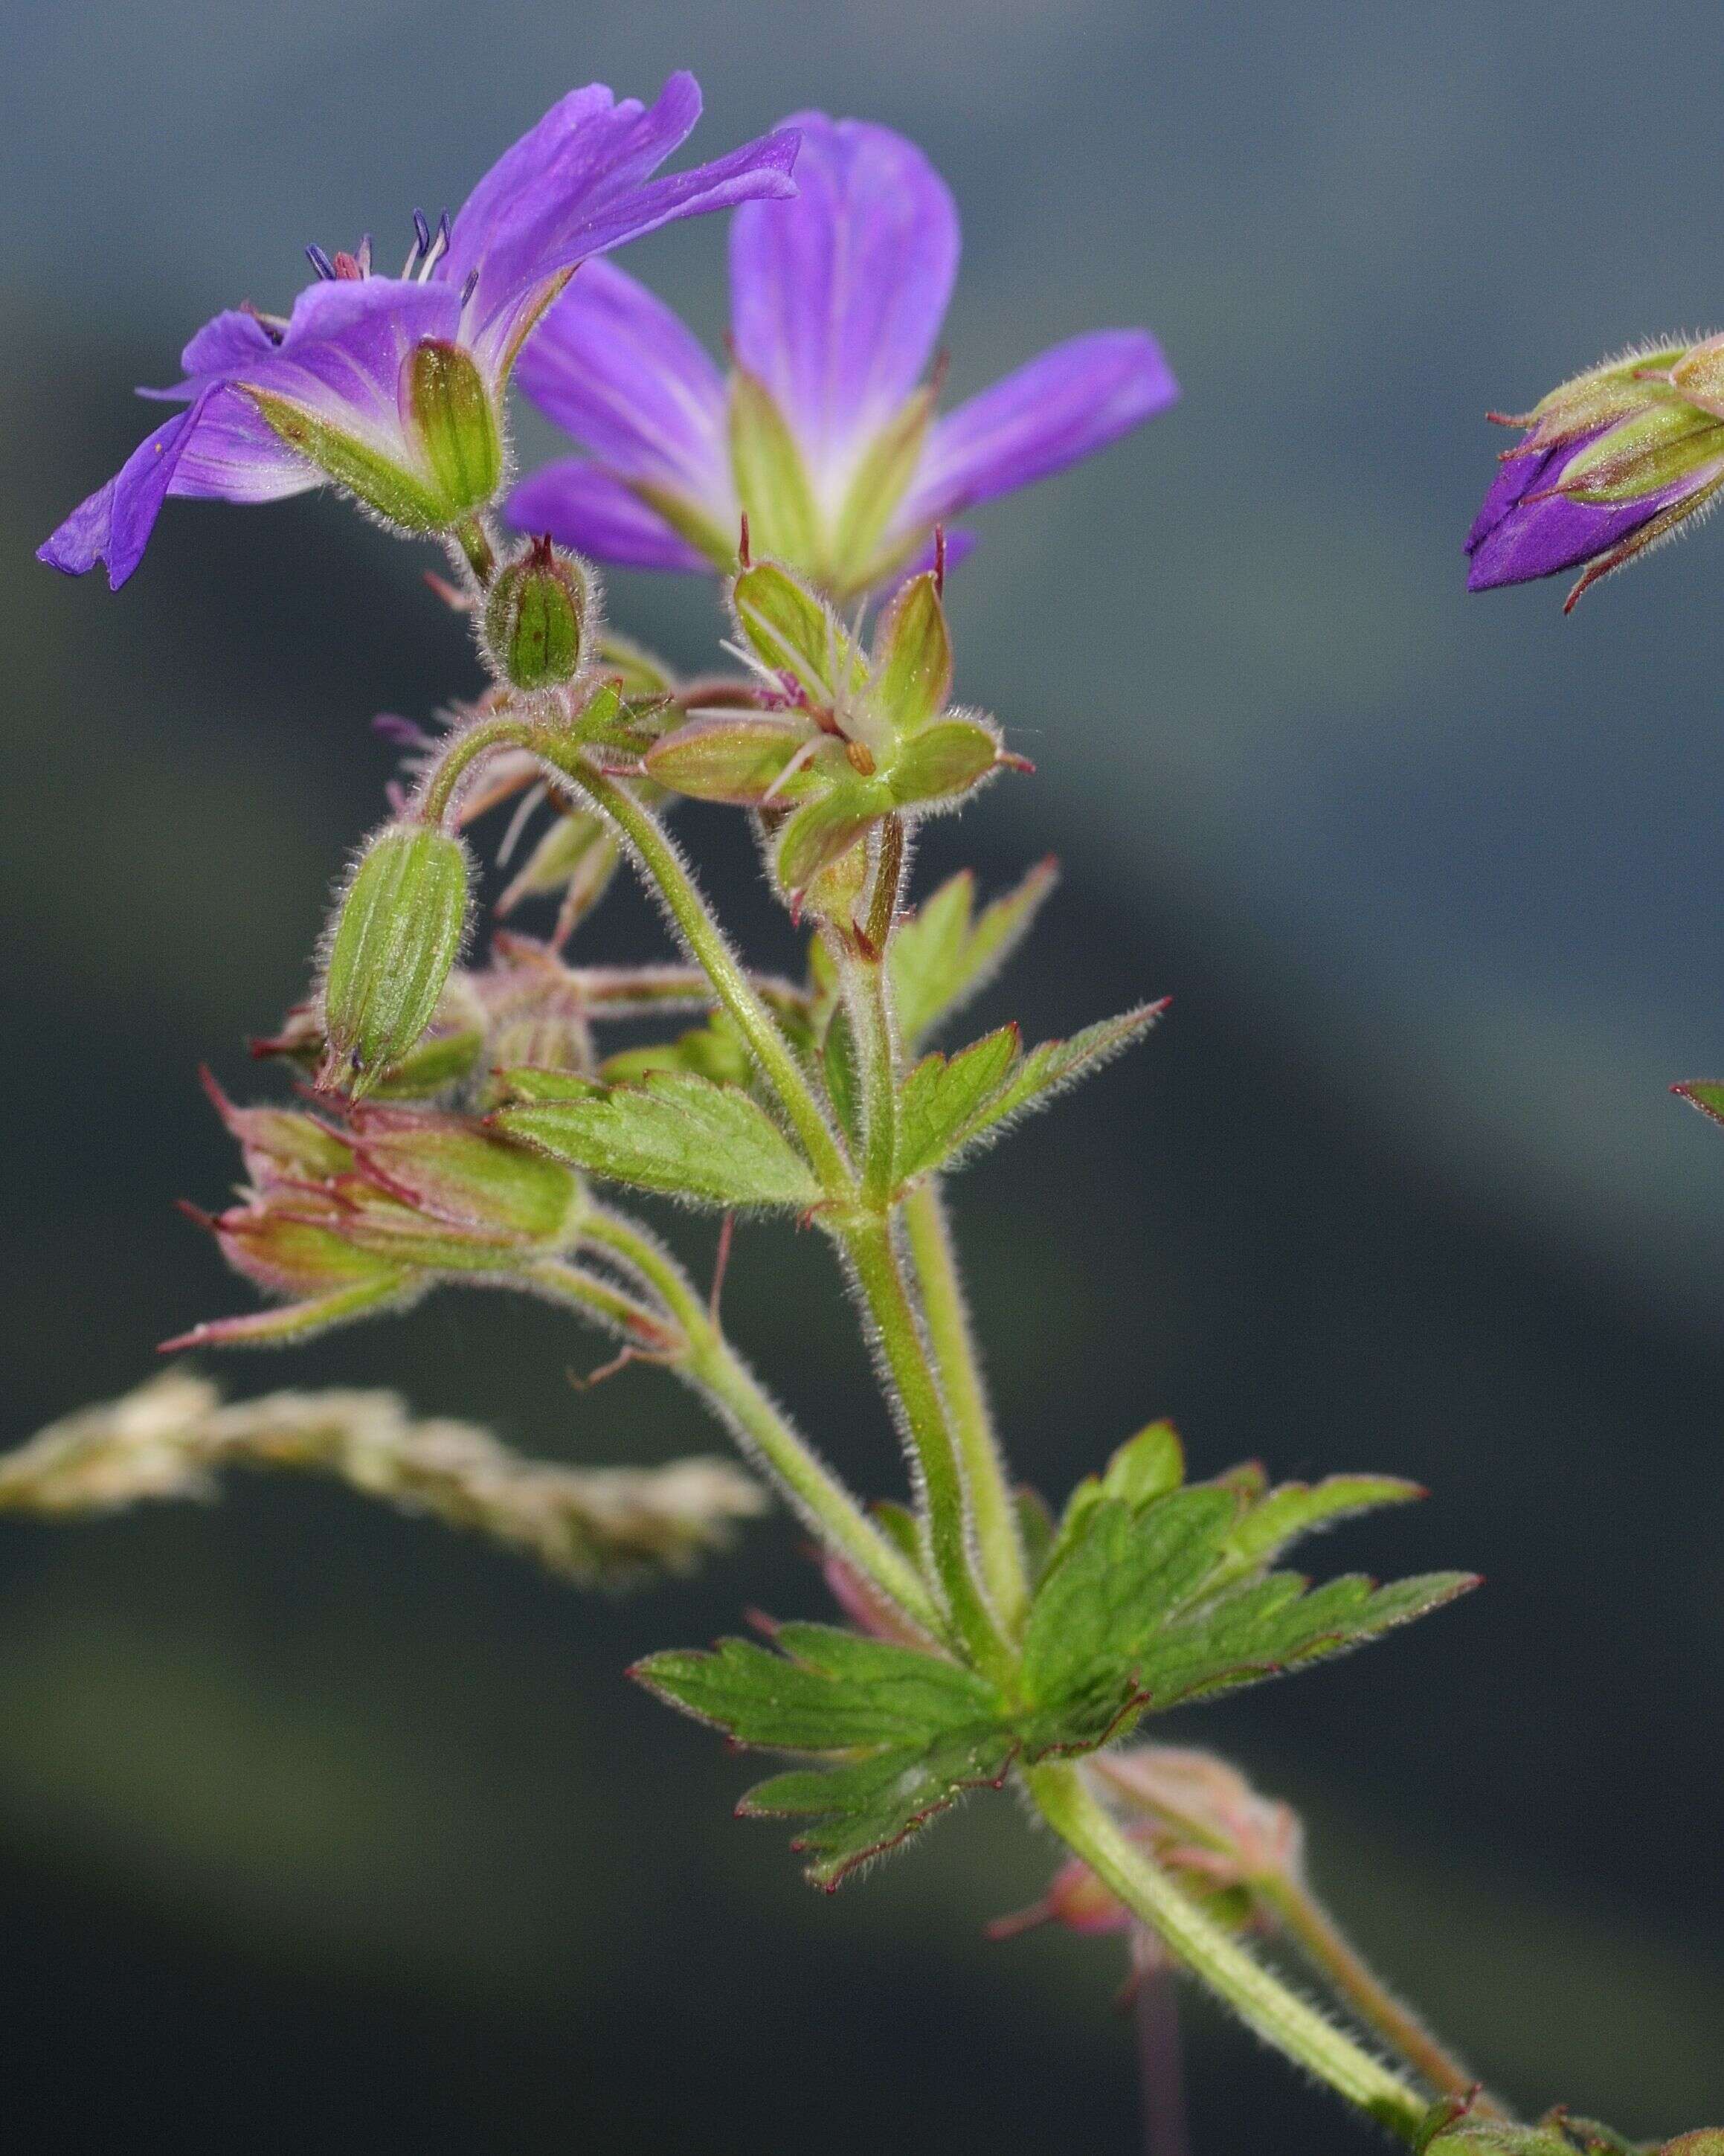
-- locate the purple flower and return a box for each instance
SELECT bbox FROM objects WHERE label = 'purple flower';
[40,77,798,589]
[507,113,1179,597]
[1466,340,1724,608]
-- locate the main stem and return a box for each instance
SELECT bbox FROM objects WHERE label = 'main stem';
[839,1211,1013,1683]
[1025,1761,1430,2145]
[541,753,852,1194]
[900,1180,1029,1630]
[576,1209,948,1645]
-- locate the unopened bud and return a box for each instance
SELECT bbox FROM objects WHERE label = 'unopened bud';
[401,339,503,519]
[483,535,588,692]
[321,823,470,1098]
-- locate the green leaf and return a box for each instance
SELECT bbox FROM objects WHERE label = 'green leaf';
[889,860,1060,1048]
[1673,1080,1724,1128]
[634,1622,1014,1887]
[492,1070,819,1210]
[740,1722,1017,1888]
[1212,1473,1424,1586]
[1018,1456,1476,1757]
[821,1001,863,1148]
[894,1026,1021,1180]
[890,1003,1163,1187]
[599,1017,753,1089]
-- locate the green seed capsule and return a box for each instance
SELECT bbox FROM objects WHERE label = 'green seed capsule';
[321,824,470,1098]
[483,535,588,691]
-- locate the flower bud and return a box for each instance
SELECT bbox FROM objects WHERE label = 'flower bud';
[401,338,504,519]
[321,823,470,1099]
[483,535,588,692]
[1468,337,1724,605]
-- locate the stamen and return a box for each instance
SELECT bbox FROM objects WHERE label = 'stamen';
[356,233,373,275]
[331,251,364,281]
[305,244,337,281]
[414,208,432,254]
[934,524,947,596]
[414,209,452,283]
[461,266,480,308]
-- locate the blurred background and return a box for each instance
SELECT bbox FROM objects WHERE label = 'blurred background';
[4,2,1723,2149]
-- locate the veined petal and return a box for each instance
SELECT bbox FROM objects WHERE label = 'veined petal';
[181,308,281,376]
[903,329,1178,525]
[242,275,465,460]
[441,74,798,379]
[37,384,311,588]
[506,460,712,571]
[730,114,958,494]
[515,260,730,505]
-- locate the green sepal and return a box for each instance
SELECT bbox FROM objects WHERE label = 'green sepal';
[732,561,869,709]
[401,339,504,518]
[889,860,1061,1047]
[888,715,1000,805]
[1414,2102,1710,2156]
[775,788,887,893]
[491,1068,819,1211]
[730,373,823,569]
[596,631,678,699]
[1557,401,1724,506]
[249,390,448,532]
[871,570,953,735]
[891,1004,1163,1188]
[646,714,825,805]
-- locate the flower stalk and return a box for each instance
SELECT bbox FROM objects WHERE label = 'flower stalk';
[1025,1760,1431,2145]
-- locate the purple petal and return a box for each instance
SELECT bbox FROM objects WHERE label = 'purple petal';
[1461,433,1699,590]
[181,308,280,375]
[730,114,959,488]
[506,459,710,571]
[903,330,1179,526]
[439,75,797,376]
[37,384,311,588]
[250,275,464,447]
[514,260,730,508]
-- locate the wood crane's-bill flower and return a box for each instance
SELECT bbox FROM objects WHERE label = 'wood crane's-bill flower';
[1467,338,1724,608]
[508,112,1179,598]
[40,77,798,588]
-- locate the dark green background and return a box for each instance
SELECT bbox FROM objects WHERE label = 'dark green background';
[4,4,1722,2150]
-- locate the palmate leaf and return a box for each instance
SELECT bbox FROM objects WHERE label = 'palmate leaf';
[889,860,1061,1048]
[638,1445,1470,1888]
[892,1004,1164,1186]
[491,1067,819,1210]
[634,1623,1014,1888]
[1017,1455,1474,1756]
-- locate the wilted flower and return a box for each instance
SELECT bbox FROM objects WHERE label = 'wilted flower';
[509,112,1178,597]
[39,77,797,588]
[1467,338,1724,608]
[169,1074,585,1348]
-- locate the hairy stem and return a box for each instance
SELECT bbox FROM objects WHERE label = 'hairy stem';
[1025,1761,1429,2144]
[540,752,852,1194]
[1258,1871,1496,2114]
[418,713,535,827]
[838,1211,1013,1682]
[900,1180,1029,1630]
[577,1209,948,1643]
